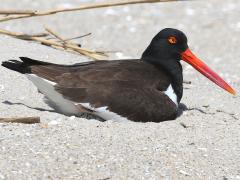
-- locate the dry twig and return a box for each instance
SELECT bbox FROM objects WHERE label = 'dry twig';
[0,10,36,15]
[0,28,106,60]
[0,117,40,124]
[0,0,181,22]
[45,27,65,42]
[63,33,91,42]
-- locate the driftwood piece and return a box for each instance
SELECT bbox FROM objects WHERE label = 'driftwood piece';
[0,117,40,124]
[0,0,183,23]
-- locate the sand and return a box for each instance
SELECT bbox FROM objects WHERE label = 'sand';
[0,0,239,179]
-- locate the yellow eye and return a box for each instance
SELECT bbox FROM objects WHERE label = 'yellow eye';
[168,36,177,44]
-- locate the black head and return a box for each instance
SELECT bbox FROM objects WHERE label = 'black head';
[142,28,236,97]
[141,28,190,103]
[142,28,188,60]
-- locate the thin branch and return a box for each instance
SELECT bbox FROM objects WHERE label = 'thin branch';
[16,32,49,40]
[46,32,91,44]
[0,117,40,124]
[44,26,75,48]
[45,27,65,42]
[44,27,105,59]
[44,27,85,48]
[0,0,180,22]
[63,33,92,42]
[0,28,106,60]
[0,10,36,15]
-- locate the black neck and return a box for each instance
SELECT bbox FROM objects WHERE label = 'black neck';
[141,55,183,103]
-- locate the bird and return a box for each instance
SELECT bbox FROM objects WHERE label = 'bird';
[2,28,236,122]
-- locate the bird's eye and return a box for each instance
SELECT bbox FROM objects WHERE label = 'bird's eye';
[168,36,177,44]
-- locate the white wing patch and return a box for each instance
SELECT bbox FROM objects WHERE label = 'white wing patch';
[79,103,130,122]
[164,84,178,106]
[26,74,80,115]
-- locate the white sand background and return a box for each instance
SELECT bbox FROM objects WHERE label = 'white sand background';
[0,0,239,179]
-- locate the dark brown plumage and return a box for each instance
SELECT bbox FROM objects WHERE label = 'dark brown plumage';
[2,28,235,122]
[20,57,177,122]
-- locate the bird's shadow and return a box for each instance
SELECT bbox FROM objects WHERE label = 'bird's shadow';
[2,100,56,112]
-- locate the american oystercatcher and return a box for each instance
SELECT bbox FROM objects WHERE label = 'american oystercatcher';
[2,28,236,122]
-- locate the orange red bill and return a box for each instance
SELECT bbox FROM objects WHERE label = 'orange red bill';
[181,48,236,95]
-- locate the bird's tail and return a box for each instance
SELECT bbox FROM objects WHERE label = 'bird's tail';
[1,57,51,74]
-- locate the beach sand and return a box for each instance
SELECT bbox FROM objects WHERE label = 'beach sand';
[0,0,239,179]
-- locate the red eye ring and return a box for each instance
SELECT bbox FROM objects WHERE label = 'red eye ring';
[168,36,177,44]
